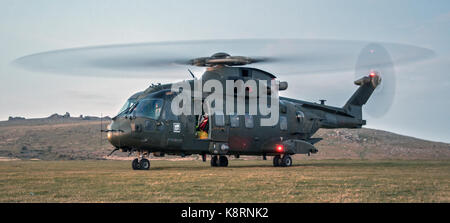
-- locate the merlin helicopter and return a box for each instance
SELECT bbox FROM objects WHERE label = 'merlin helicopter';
[13,39,435,170]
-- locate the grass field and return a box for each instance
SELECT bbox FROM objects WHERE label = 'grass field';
[0,159,449,202]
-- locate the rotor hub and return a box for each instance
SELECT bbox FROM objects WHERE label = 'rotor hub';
[188,52,259,67]
[210,52,231,59]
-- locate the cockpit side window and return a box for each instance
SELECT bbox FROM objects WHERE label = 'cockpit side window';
[133,99,164,120]
[162,100,178,121]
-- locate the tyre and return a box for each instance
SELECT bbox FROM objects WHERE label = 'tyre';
[273,155,281,167]
[219,156,228,167]
[211,155,218,167]
[132,158,140,170]
[281,155,292,167]
[140,158,150,170]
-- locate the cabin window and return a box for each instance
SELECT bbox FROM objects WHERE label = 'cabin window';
[230,115,240,128]
[214,111,225,127]
[245,114,254,128]
[280,116,288,131]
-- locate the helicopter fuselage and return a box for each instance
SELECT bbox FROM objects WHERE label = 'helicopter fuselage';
[107,66,372,161]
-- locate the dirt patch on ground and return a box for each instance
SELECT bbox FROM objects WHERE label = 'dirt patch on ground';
[0,157,20,161]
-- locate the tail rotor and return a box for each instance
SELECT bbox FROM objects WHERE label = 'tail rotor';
[354,43,396,118]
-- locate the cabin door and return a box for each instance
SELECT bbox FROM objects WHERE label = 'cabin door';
[210,111,229,142]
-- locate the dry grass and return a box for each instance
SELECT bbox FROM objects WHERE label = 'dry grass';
[0,159,449,203]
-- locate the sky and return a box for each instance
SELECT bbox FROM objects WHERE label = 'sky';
[0,0,449,143]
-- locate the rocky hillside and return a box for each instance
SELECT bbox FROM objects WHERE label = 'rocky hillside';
[0,114,112,160]
[311,128,450,160]
[0,116,449,160]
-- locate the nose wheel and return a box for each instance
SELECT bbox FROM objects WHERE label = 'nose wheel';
[140,158,150,170]
[132,158,140,170]
[132,158,150,170]
[132,150,151,170]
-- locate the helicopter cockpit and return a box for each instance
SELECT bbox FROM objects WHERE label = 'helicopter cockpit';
[114,89,181,123]
[132,98,163,120]
[114,91,143,118]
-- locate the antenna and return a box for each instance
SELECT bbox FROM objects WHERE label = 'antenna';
[188,69,196,79]
[100,113,102,150]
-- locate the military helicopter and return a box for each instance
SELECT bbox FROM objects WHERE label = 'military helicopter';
[13,39,434,169]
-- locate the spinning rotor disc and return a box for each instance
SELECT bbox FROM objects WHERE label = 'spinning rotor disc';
[355,43,396,118]
[12,39,435,79]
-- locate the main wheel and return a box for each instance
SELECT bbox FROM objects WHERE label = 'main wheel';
[219,156,228,167]
[281,155,292,167]
[140,158,150,170]
[132,158,140,170]
[211,155,218,167]
[273,155,281,167]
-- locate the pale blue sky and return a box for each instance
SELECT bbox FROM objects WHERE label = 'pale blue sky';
[0,0,449,142]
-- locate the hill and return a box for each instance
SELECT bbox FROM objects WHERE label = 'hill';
[0,116,449,160]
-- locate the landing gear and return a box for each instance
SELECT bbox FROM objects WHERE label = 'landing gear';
[273,155,281,167]
[131,150,151,170]
[211,155,228,167]
[201,153,207,162]
[281,154,292,167]
[219,155,228,167]
[140,158,150,170]
[211,155,218,167]
[132,158,141,170]
[273,154,292,167]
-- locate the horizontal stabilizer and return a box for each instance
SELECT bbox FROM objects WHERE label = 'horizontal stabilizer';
[282,139,318,155]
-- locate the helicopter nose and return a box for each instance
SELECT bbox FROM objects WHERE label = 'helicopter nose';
[106,119,130,148]
[106,129,114,143]
[106,122,116,145]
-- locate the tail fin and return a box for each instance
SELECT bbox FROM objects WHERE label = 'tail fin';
[343,73,381,119]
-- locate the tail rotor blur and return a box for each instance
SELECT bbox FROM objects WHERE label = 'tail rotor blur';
[354,43,396,118]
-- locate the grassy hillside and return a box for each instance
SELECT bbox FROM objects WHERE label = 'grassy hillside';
[0,120,109,160]
[0,118,449,160]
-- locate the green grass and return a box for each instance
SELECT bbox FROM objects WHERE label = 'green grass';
[0,160,449,202]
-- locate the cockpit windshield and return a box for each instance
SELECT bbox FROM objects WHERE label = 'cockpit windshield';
[132,99,163,120]
[117,99,136,116]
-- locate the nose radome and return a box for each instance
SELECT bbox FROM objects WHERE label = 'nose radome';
[106,118,134,148]
[106,121,115,144]
[106,120,123,146]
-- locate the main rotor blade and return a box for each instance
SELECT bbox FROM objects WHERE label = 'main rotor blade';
[12,39,435,78]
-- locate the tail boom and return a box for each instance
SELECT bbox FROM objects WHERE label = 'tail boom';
[343,73,381,120]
